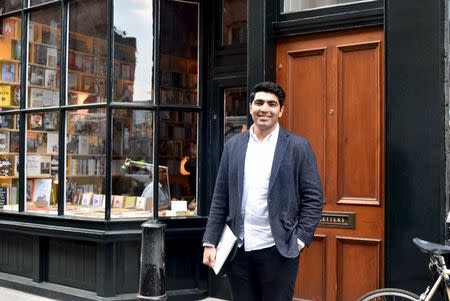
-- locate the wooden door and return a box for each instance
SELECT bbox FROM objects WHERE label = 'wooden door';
[276,28,384,301]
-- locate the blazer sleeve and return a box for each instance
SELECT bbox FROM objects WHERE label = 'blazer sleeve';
[296,141,324,246]
[202,142,230,246]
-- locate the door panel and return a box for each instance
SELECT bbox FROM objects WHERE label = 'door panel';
[277,28,384,301]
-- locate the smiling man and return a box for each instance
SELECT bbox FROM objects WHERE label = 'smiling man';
[202,81,324,301]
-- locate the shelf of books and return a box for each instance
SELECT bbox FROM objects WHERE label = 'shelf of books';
[0,113,19,210]
[159,54,197,105]
[0,16,21,111]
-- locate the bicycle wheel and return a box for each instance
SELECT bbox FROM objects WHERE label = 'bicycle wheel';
[357,288,420,301]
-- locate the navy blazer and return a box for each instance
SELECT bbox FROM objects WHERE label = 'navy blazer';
[202,127,323,258]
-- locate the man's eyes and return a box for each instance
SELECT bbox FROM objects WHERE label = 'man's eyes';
[254,101,278,107]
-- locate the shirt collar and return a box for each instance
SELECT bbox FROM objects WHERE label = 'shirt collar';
[249,123,280,143]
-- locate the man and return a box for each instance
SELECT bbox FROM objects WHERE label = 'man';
[202,81,323,301]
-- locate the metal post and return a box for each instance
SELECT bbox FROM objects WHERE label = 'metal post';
[137,220,167,301]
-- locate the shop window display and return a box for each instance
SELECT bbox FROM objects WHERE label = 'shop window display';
[222,0,247,46]
[283,0,370,12]
[0,113,19,211]
[224,87,247,142]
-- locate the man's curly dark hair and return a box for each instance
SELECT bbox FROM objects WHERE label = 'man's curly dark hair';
[249,81,286,107]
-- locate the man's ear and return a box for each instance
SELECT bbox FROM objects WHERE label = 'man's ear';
[279,106,285,118]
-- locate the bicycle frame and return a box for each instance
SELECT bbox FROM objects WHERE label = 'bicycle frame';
[420,256,450,301]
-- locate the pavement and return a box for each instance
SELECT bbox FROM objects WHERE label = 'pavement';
[0,286,228,301]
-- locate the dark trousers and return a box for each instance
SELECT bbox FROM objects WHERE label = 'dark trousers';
[225,245,299,301]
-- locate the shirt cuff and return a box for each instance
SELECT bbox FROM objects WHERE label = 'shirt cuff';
[203,242,215,247]
[297,239,305,250]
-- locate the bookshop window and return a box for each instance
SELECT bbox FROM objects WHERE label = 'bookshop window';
[27,6,61,108]
[222,0,247,46]
[25,111,59,214]
[282,0,372,12]
[113,0,153,103]
[65,109,106,218]
[224,87,247,142]
[30,0,55,6]
[111,109,155,218]
[68,0,108,105]
[160,0,198,106]
[0,113,19,211]
[0,15,21,111]
[159,111,198,216]
[0,0,21,15]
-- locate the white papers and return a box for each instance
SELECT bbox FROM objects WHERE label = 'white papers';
[213,224,237,275]
[171,200,187,212]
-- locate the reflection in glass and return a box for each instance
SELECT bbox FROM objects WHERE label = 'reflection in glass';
[27,6,61,108]
[224,87,247,142]
[65,109,106,218]
[160,0,198,105]
[111,109,156,218]
[113,0,154,102]
[0,0,21,15]
[159,111,197,216]
[0,16,22,111]
[222,0,247,45]
[25,111,59,214]
[68,0,108,105]
[0,113,19,212]
[30,0,55,6]
[283,0,370,12]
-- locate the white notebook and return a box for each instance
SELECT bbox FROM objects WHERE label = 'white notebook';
[213,224,237,275]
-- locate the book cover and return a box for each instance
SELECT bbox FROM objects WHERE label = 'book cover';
[82,76,95,93]
[39,155,51,175]
[80,192,92,206]
[213,224,237,275]
[26,132,38,153]
[43,112,58,131]
[34,45,47,65]
[78,135,90,155]
[135,196,148,210]
[9,131,19,152]
[11,40,21,60]
[2,63,15,82]
[0,130,9,153]
[68,72,78,91]
[2,18,15,39]
[92,194,104,207]
[41,89,55,107]
[46,133,58,154]
[29,65,44,86]
[0,85,12,107]
[46,48,57,68]
[13,86,19,106]
[28,113,43,130]
[44,69,57,88]
[0,186,9,207]
[14,155,18,176]
[112,195,124,208]
[0,158,12,176]
[83,55,94,73]
[32,178,52,205]
[124,196,136,209]
[74,53,83,71]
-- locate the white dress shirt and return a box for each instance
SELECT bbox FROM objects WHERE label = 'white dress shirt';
[240,124,279,251]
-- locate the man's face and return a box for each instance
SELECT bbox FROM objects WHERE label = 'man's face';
[249,91,284,133]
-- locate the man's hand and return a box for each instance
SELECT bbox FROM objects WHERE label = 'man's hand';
[203,246,217,268]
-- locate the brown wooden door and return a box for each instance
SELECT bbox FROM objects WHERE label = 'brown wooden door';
[276,28,384,301]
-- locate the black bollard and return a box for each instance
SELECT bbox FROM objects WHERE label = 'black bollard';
[137,220,167,301]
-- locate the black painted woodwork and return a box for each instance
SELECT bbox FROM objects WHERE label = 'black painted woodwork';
[385,0,446,292]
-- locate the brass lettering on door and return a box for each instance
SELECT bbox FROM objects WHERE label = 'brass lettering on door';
[318,211,355,229]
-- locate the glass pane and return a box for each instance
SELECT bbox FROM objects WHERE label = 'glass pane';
[0,16,22,111]
[113,0,154,103]
[0,0,21,15]
[68,0,108,105]
[283,0,371,12]
[0,113,19,212]
[159,111,197,217]
[222,0,247,45]
[25,111,59,214]
[111,109,155,218]
[30,0,55,6]
[160,0,198,105]
[27,6,61,108]
[65,109,106,219]
[224,87,247,142]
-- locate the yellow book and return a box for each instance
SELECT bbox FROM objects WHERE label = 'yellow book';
[124,196,136,209]
[0,85,12,107]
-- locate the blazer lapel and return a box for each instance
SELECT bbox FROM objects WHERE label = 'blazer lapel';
[269,128,289,194]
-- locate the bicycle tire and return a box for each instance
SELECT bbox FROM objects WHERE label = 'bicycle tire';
[357,288,420,301]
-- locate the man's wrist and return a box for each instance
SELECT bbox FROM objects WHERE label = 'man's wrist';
[203,242,214,248]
